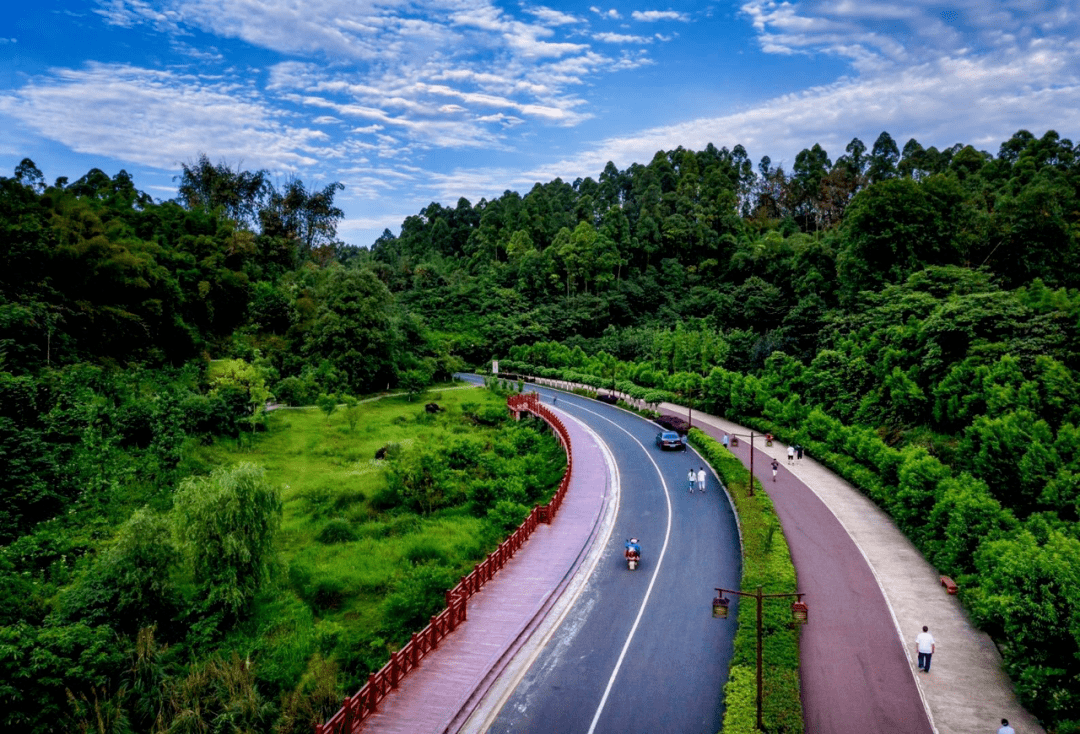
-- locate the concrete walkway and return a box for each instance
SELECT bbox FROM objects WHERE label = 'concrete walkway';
[661,403,1045,734]
[356,405,617,734]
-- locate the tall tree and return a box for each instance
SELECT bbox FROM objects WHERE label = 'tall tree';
[259,178,345,258]
[868,131,900,184]
[176,154,267,228]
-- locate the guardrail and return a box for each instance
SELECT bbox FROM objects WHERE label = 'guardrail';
[316,391,572,734]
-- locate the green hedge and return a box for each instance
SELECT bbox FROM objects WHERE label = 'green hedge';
[690,428,804,734]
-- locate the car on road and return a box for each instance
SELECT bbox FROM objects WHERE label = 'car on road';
[655,430,686,451]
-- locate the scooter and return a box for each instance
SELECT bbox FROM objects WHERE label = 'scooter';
[625,538,641,570]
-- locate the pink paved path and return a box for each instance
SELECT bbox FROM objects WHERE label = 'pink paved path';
[670,410,933,734]
[357,407,611,734]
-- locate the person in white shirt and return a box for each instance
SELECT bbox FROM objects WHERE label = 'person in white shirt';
[787,445,795,464]
[688,468,695,494]
[998,718,1015,734]
[915,625,936,672]
[697,467,706,493]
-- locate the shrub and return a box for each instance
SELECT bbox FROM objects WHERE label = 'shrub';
[316,518,357,544]
[379,564,458,644]
[487,500,530,532]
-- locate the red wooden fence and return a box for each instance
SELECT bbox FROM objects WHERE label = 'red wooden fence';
[316,392,572,734]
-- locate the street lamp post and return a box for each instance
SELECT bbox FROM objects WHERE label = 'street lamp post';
[730,431,757,495]
[749,432,754,496]
[713,586,808,731]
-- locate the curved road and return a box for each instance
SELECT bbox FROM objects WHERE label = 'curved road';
[486,386,743,734]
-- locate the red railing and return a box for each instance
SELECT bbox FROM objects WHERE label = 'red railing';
[316,392,572,734]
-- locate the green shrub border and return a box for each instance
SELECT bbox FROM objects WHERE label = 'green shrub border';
[691,427,805,734]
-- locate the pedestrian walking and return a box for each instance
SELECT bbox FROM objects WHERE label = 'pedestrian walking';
[697,467,706,493]
[915,626,935,672]
[787,445,795,464]
[688,468,696,494]
[722,434,729,450]
[997,719,1015,734]
[795,444,803,460]
[771,458,779,482]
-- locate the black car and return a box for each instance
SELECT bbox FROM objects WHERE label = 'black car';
[655,430,686,451]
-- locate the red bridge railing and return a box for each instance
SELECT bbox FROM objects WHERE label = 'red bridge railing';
[316,391,572,734]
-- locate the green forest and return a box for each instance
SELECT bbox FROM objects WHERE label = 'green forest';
[2,126,1079,731]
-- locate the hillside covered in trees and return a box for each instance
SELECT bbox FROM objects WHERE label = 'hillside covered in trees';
[369,128,1080,731]
[2,126,1080,731]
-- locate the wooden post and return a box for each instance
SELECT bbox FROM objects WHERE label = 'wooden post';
[342,696,353,732]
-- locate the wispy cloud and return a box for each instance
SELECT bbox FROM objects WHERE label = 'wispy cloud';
[739,0,1080,70]
[0,63,328,171]
[82,0,648,158]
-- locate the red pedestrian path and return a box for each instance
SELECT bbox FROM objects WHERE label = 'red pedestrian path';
[355,405,612,734]
[666,410,934,734]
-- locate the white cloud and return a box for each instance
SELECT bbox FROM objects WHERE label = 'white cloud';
[594,32,654,44]
[631,10,690,22]
[523,5,583,26]
[589,6,623,20]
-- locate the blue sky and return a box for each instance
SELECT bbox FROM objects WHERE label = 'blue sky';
[2,1,1079,247]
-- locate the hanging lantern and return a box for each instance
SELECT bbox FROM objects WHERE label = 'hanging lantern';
[791,600,808,625]
[712,595,731,618]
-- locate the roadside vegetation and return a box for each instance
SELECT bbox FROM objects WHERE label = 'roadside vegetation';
[690,429,803,734]
[0,382,567,733]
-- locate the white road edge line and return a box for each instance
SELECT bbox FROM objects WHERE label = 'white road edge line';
[465,402,621,733]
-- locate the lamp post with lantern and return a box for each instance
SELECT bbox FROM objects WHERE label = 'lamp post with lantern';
[712,586,808,731]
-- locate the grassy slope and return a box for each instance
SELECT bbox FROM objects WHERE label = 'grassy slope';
[186,385,537,695]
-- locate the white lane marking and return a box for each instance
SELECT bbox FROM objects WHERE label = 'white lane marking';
[553,401,673,734]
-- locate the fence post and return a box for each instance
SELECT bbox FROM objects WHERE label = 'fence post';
[341,697,353,733]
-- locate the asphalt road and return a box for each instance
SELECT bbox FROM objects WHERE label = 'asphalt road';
[486,386,743,734]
